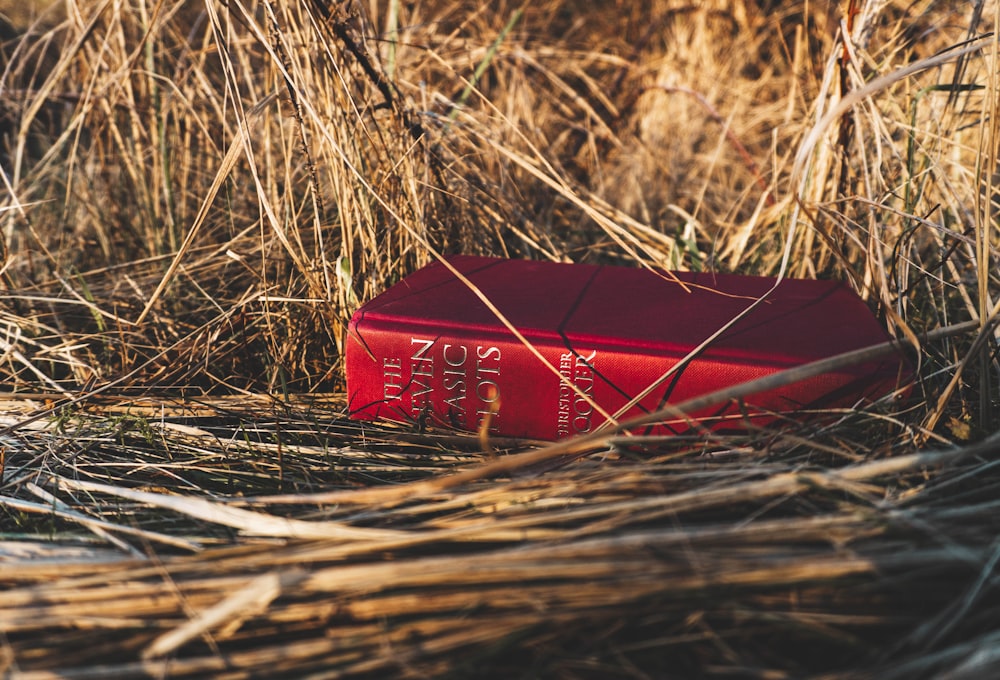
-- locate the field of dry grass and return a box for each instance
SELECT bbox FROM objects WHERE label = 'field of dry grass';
[1,0,999,677]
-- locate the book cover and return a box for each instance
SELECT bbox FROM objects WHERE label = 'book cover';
[345,256,910,440]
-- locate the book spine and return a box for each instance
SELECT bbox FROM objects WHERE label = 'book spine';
[345,316,739,440]
[345,316,903,441]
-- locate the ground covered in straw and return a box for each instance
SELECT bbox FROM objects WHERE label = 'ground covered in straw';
[1,1,1000,677]
[4,395,1000,678]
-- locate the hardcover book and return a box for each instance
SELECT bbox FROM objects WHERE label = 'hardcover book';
[345,256,910,440]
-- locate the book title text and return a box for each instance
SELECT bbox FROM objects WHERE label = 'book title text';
[381,337,502,433]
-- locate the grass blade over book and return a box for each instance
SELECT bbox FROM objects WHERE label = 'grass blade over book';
[346,257,911,440]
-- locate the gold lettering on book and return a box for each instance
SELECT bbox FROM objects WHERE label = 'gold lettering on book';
[557,350,597,436]
[572,351,596,433]
[389,338,501,432]
[383,357,403,401]
[475,345,501,433]
[557,353,573,437]
[410,337,435,415]
[442,343,468,423]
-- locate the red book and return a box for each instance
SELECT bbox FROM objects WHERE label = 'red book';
[345,256,910,440]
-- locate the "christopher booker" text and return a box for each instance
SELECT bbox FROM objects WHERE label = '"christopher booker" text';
[557,350,596,437]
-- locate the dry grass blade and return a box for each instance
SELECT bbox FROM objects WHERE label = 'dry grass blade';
[0,493,200,552]
[134,94,278,326]
[142,570,296,660]
[52,476,407,541]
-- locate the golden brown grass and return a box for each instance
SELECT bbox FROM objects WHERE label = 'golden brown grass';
[0,0,999,677]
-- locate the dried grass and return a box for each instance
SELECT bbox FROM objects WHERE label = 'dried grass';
[0,0,999,677]
[2,393,1000,678]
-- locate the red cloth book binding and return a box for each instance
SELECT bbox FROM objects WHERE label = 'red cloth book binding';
[345,256,910,440]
